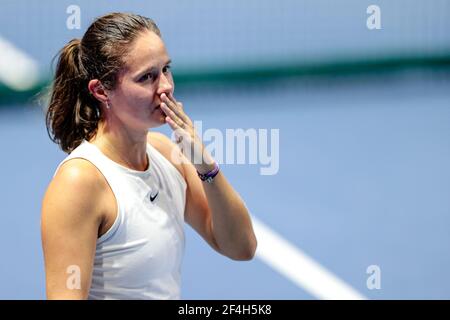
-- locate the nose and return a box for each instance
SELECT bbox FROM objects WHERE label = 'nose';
[157,73,174,97]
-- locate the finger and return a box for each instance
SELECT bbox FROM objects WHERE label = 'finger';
[165,115,181,131]
[164,93,192,126]
[169,92,184,109]
[167,91,179,103]
[161,103,185,129]
[161,93,189,124]
[161,102,183,126]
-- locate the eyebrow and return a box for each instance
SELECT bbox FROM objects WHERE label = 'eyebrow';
[135,59,172,77]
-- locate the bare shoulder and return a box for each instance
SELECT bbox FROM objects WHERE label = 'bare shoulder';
[42,158,106,226]
[41,158,106,299]
[147,131,186,179]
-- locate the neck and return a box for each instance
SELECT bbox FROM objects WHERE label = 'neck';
[90,119,149,171]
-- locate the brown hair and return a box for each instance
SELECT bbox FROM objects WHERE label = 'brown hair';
[46,12,161,153]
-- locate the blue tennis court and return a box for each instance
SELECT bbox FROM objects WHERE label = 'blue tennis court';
[1,0,450,299]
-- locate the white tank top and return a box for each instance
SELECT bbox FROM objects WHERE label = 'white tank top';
[53,139,187,299]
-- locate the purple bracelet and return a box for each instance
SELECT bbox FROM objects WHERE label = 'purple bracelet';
[197,162,220,183]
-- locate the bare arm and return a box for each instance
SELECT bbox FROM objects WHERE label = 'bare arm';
[41,159,105,299]
[149,132,257,261]
[183,157,257,260]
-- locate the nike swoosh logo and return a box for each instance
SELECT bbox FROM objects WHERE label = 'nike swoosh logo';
[150,190,159,202]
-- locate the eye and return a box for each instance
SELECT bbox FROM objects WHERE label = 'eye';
[163,65,171,73]
[138,72,154,82]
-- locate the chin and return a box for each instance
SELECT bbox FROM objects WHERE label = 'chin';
[146,112,166,129]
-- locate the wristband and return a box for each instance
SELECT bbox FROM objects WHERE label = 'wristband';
[197,162,220,183]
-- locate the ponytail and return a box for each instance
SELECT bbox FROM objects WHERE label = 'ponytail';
[46,38,100,154]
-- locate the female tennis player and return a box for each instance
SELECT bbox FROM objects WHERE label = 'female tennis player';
[41,12,257,300]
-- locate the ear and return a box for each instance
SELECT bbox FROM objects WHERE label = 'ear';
[88,79,108,104]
